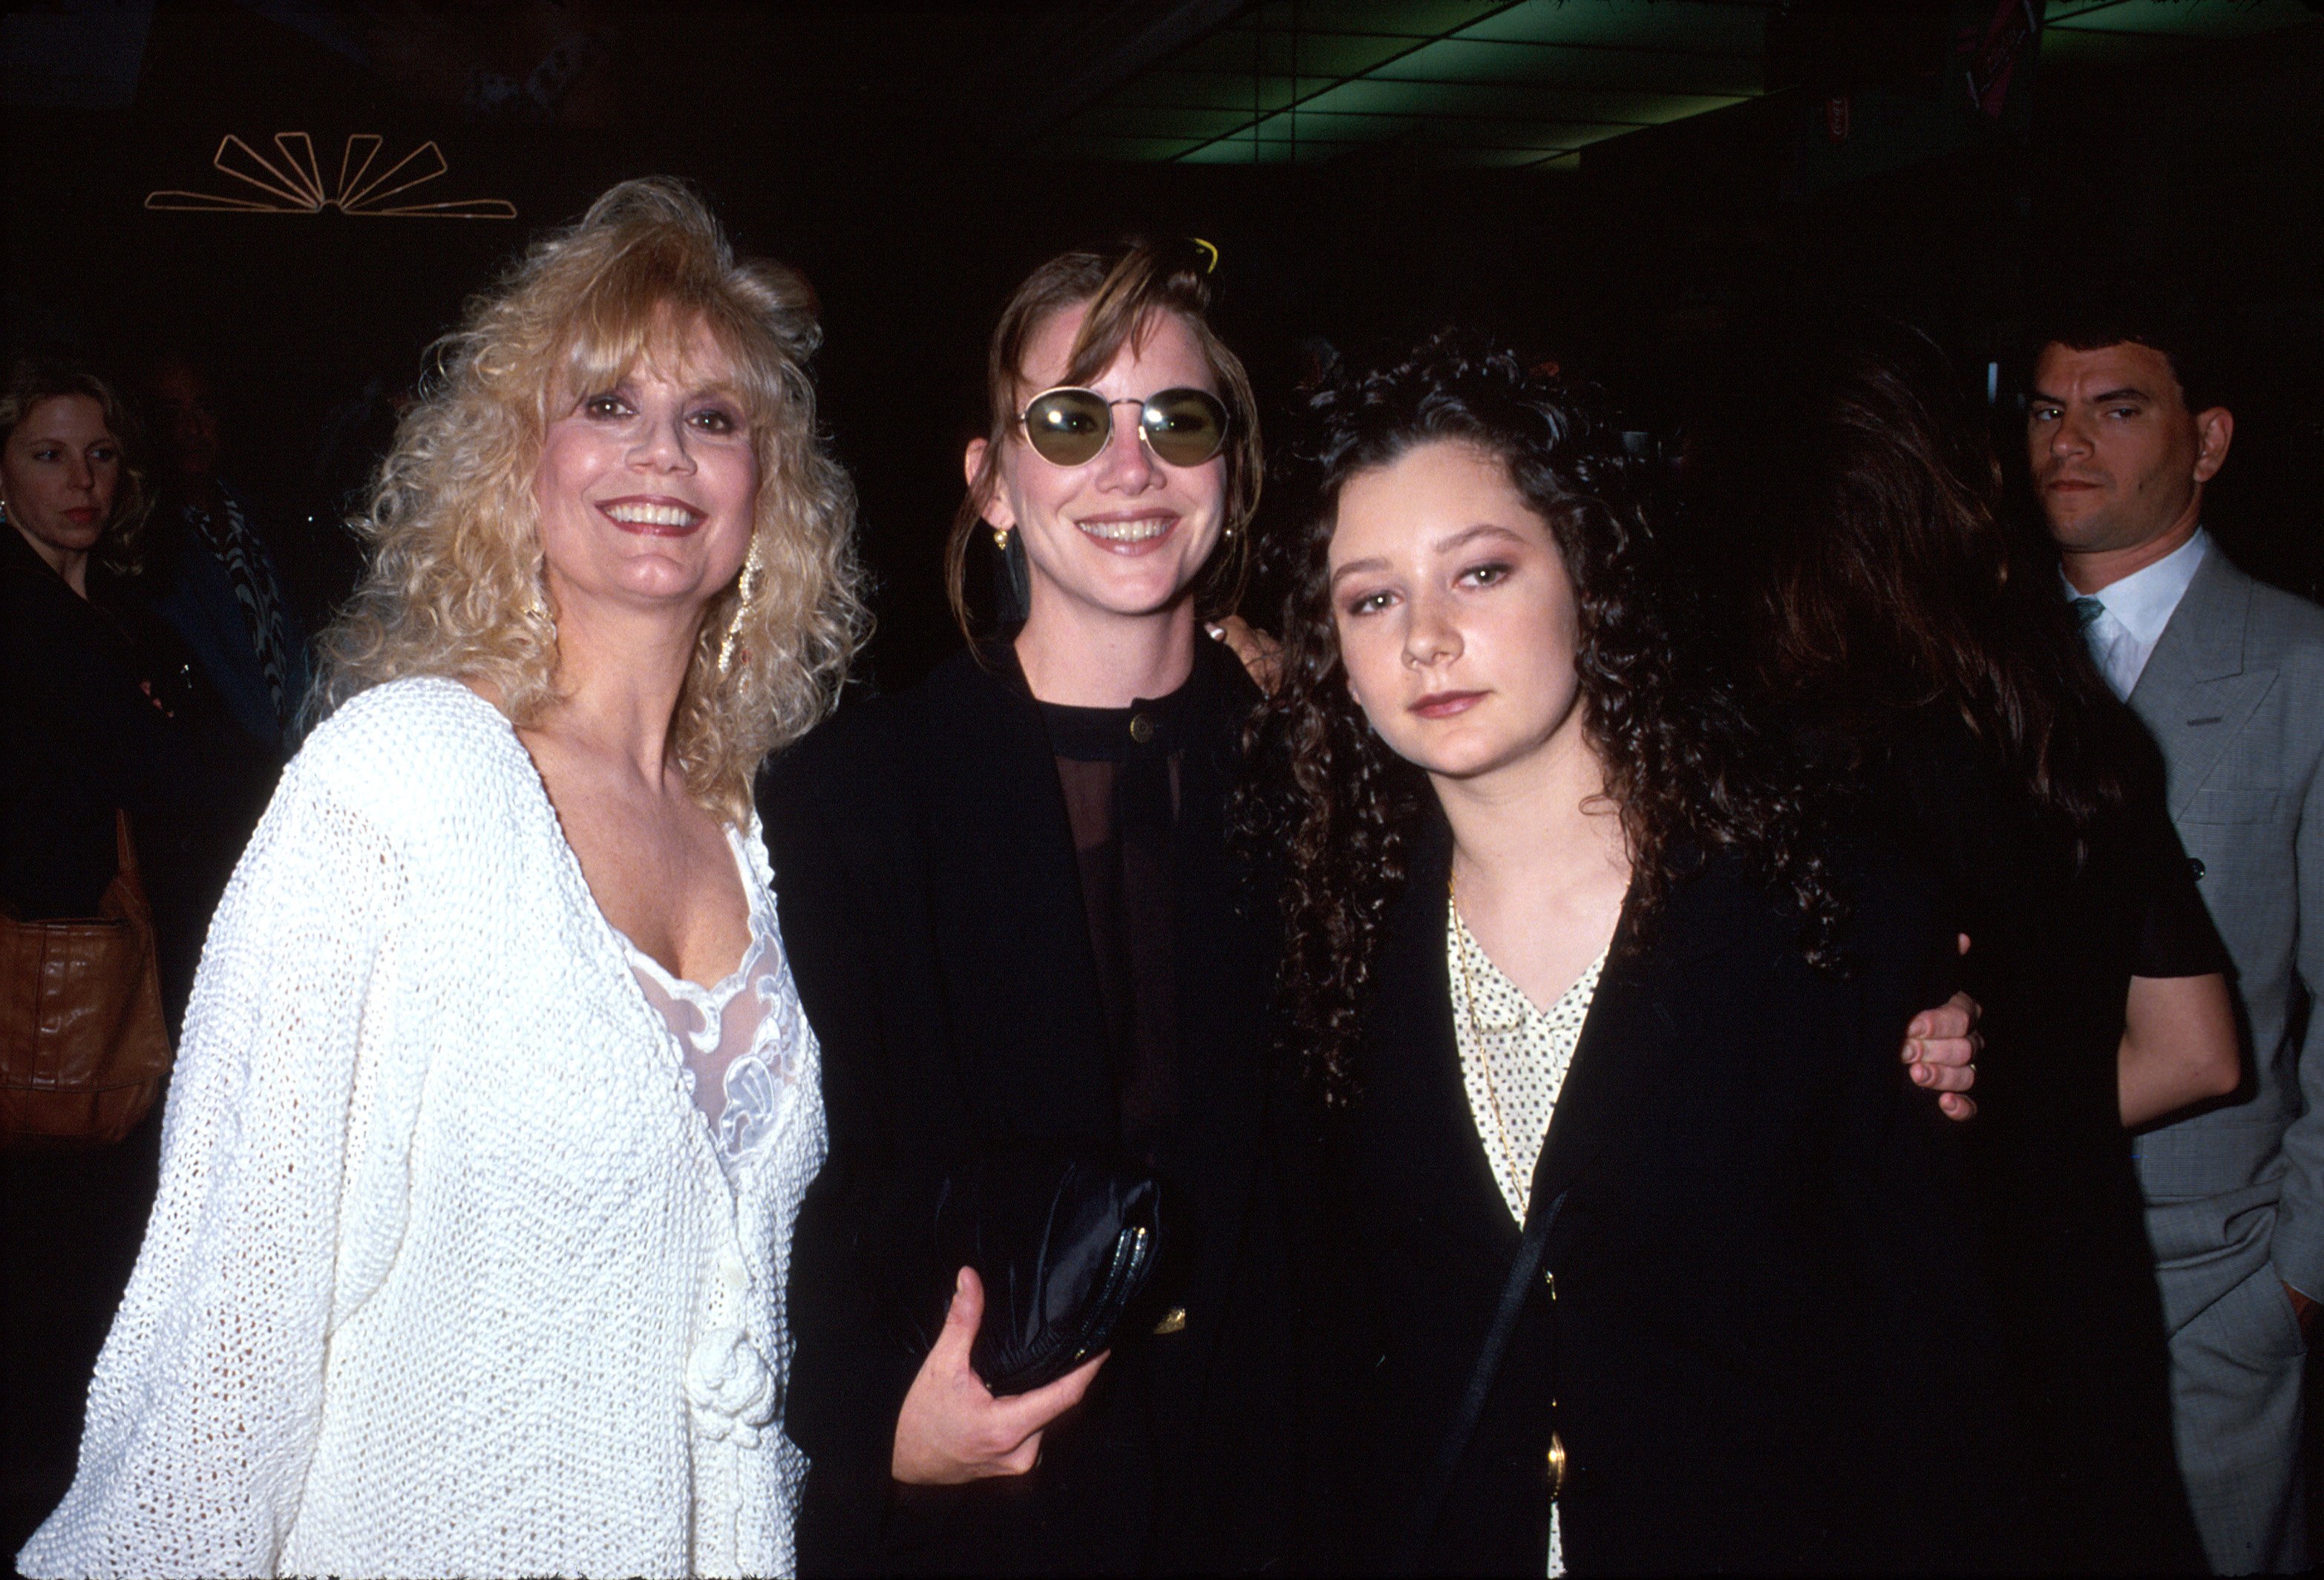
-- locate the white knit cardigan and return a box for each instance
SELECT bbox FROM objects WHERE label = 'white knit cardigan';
[19,677,825,1580]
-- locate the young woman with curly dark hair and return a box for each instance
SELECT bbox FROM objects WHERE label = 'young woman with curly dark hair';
[1248,333,2018,1574]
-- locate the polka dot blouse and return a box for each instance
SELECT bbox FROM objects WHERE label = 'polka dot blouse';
[1447,902,1605,1226]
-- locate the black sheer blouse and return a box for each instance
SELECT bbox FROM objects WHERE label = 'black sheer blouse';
[1038,669,1194,1169]
[766,632,1305,1575]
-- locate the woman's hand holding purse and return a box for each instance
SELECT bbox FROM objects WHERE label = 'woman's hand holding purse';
[890,1266,1107,1485]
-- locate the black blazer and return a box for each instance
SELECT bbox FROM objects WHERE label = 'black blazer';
[761,640,1307,1576]
[0,525,272,1026]
[1318,812,2018,1575]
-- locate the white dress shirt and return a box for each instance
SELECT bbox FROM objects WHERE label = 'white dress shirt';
[2065,528,2211,701]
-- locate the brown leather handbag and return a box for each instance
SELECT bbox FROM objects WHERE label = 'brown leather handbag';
[1,810,174,1148]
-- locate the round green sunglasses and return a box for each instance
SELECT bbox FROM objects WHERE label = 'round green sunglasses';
[1017,385,1230,470]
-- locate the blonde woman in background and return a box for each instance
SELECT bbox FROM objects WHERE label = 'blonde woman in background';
[19,178,865,1580]
[1,358,273,1560]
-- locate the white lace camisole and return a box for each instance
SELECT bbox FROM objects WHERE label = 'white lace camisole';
[618,824,811,1188]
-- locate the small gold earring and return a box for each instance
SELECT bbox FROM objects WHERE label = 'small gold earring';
[992,525,1012,553]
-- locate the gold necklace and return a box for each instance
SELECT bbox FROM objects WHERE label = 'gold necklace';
[1450,871,1528,1038]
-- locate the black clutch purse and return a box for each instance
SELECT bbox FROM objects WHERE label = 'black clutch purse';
[932,1150,1166,1395]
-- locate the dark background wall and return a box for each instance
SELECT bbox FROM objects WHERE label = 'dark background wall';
[7,0,2320,686]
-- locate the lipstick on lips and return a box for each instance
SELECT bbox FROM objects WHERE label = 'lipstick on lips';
[62,506,102,524]
[1411,689,1486,719]
[598,495,704,537]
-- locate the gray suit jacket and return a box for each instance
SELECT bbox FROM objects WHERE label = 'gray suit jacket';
[2128,546,2324,1331]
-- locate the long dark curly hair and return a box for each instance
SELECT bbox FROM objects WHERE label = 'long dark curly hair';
[1245,332,1842,1104]
[1683,318,2130,855]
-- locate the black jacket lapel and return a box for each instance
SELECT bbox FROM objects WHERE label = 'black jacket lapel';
[1529,854,1761,1238]
[911,647,1120,1141]
[1389,813,1539,1251]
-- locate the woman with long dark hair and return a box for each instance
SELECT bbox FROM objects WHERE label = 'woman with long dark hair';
[1248,332,2014,1573]
[1685,322,2236,1572]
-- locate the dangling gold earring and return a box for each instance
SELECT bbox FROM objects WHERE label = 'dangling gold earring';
[526,562,552,628]
[719,536,765,675]
[992,525,1012,553]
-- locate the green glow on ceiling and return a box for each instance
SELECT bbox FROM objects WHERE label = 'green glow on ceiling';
[2043,0,2321,65]
[1041,0,2320,168]
[1051,0,1773,169]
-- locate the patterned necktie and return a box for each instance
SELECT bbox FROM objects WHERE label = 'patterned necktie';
[2072,594,2138,700]
[186,493,293,730]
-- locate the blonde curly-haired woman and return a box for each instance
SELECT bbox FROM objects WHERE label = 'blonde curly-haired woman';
[18,178,866,1580]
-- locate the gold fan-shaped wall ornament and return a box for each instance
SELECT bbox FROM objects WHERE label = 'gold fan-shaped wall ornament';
[146,133,517,219]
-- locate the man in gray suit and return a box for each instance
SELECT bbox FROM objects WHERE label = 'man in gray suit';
[2032,313,2324,1574]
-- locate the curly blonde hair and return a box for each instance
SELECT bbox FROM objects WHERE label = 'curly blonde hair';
[316,177,867,819]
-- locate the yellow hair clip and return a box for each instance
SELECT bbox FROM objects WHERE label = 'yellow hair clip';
[1191,237,1220,274]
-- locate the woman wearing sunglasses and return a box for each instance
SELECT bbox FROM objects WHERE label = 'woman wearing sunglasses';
[761,238,1309,1575]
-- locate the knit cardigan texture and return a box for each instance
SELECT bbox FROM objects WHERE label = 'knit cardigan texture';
[18,677,824,1579]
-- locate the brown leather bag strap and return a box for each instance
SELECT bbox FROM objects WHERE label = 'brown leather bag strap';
[106,810,156,932]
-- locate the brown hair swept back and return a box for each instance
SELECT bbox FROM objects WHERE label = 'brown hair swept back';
[947,237,1261,638]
